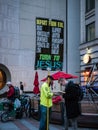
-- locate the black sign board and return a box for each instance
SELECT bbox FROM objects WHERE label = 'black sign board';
[35,18,64,71]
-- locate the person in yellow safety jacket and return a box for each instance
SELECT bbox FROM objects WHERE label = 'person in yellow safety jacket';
[39,75,54,130]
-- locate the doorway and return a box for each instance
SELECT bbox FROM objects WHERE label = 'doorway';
[0,69,6,90]
[0,64,11,90]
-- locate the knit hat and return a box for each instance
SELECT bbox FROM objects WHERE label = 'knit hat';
[6,81,12,85]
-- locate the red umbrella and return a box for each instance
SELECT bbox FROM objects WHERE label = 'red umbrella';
[33,71,40,94]
[41,71,78,81]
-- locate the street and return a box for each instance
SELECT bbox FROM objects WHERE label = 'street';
[0,117,98,130]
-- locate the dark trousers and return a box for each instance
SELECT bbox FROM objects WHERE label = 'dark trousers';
[62,102,78,130]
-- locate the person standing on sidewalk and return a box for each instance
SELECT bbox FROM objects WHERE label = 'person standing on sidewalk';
[58,78,81,130]
[20,81,24,94]
[39,75,54,130]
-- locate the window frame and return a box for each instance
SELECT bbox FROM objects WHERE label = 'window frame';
[86,22,95,42]
[86,0,95,13]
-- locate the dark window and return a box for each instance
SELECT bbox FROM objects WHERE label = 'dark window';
[86,0,95,12]
[86,22,95,42]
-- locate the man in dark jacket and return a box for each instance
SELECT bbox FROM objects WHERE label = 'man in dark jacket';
[58,78,81,130]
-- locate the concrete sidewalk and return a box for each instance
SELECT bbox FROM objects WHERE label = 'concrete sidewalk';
[0,118,98,130]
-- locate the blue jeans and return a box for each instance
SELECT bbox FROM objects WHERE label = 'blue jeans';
[39,105,51,130]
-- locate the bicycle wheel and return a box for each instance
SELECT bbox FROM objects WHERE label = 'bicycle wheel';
[25,104,30,117]
[16,107,23,119]
[1,112,9,122]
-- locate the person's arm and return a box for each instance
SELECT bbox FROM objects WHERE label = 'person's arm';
[43,86,53,99]
[7,87,14,97]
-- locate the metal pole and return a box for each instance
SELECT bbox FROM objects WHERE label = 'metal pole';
[47,67,51,130]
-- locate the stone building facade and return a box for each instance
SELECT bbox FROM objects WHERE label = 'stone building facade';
[0,0,80,92]
[80,0,98,86]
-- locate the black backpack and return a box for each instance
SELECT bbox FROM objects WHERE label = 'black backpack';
[14,86,20,98]
[75,84,84,101]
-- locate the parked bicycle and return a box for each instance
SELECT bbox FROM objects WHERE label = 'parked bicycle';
[0,100,16,122]
[19,94,31,118]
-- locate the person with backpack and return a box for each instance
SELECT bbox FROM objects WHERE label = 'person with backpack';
[6,81,15,102]
[58,78,82,130]
[6,81,15,112]
[6,81,20,99]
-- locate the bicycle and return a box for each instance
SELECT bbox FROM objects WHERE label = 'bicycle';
[0,100,16,122]
[19,94,31,117]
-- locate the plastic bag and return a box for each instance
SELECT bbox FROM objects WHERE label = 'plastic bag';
[14,98,21,109]
[52,96,62,104]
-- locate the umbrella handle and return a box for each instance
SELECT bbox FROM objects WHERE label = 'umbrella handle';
[47,106,49,130]
[47,67,51,130]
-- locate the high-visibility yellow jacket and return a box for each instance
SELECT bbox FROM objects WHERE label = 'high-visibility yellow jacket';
[40,82,53,108]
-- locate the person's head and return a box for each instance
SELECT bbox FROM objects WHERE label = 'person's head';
[58,78,68,86]
[20,81,22,85]
[6,81,12,87]
[46,75,54,86]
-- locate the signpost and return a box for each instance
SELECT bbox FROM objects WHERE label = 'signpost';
[35,18,64,71]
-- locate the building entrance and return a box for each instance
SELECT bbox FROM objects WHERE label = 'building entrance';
[0,64,11,90]
[0,69,6,90]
